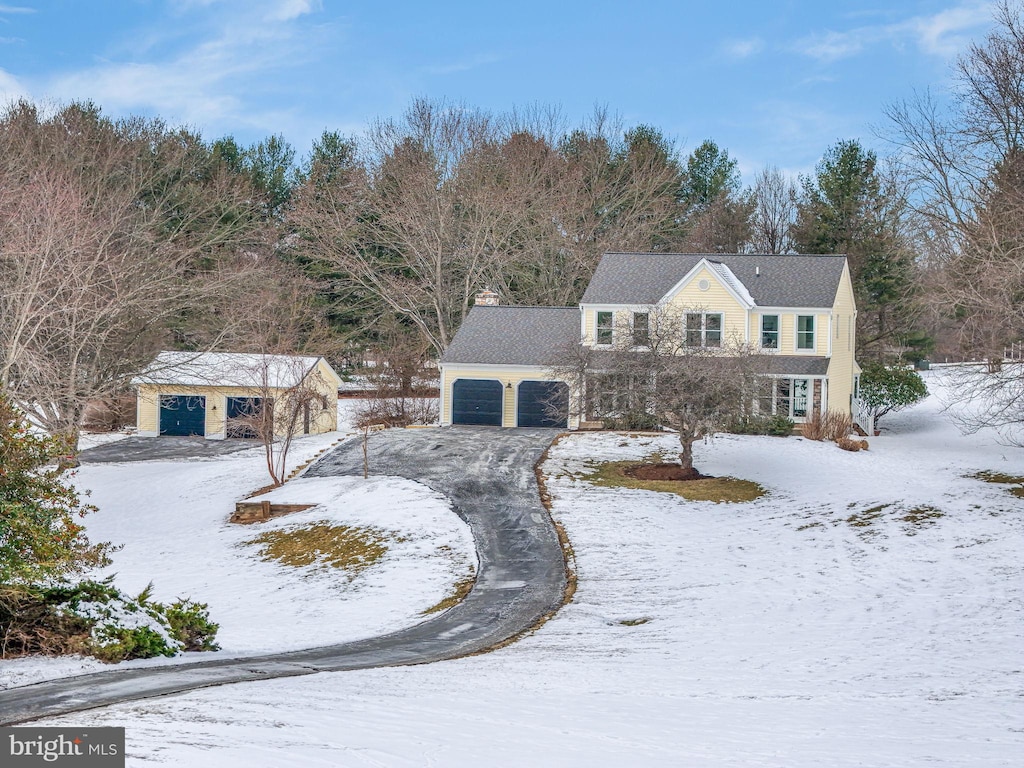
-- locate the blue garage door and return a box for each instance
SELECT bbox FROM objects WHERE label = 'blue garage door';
[159,395,206,436]
[452,379,503,426]
[226,397,266,439]
[517,381,569,428]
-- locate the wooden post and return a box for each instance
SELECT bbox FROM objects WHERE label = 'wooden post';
[362,425,369,479]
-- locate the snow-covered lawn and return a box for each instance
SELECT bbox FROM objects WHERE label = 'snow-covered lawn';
[21,374,1024,766]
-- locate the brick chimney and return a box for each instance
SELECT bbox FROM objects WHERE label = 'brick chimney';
[474,289,499,306]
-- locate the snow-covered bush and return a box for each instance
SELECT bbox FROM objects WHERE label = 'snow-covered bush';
[0,579,219,662]
[59,581,219,662]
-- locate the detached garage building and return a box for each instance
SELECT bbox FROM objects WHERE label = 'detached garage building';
[133,352,341,439]
[439,306,578,429]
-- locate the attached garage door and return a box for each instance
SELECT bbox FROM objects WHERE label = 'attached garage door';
[226,397,266,439]
[452,379,503,426]
[517,381,569,428]
[159,395,206,436]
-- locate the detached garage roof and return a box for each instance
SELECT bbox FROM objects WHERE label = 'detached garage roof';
[132,352,339,390]
[441,307,581,367]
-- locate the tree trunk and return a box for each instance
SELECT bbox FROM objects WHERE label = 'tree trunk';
[678,437,695,471]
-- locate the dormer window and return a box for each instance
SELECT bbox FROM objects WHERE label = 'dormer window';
[596,311,614,345]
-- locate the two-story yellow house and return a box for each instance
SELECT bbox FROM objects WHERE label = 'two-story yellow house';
[439,253,859,429]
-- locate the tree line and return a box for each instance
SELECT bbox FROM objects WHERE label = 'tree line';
[3,2,1024,441]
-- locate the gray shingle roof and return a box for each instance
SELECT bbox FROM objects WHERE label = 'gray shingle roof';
[441,306,581,366]
[763,356,831,376]
[580,253,847,308]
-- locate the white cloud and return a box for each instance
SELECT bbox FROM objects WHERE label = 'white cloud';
[722,37,764,59]
[0,66,27,103]
[911,3,992,56]
[33,0,330,138]
[0,4,35,14]
[265,0,320,23]
[793,29,867,62]
[793,1,992,63]
[421,53,500,76]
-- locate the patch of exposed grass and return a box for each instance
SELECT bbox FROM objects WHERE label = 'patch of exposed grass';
[972,470,1024,485]
[971,470,1024,499]
[583,460,765,503]
[796,521,825,531]
[422,571,476,615]
[901,506,945,527]
[247,522,391,575]
[845,503,891,528]
[619,617,651,626]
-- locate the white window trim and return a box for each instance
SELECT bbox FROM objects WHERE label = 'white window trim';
[685,311,724,348]
[795,314,816,354]
[631,311,650,348]
[759,314,780,351]
[594,310,615,346]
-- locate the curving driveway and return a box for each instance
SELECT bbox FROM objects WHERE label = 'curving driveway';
[0,427,566,725]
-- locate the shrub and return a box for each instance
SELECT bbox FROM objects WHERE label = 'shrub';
[354,396,438,428]
[0,578,218,662]
[859,362,928,427]
[727,414,794,436]
[602,413,660,431]
[800,410,854,442]
[164,598,220,652]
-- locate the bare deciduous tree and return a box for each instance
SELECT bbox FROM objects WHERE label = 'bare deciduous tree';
[0,102,268,444]
[886,1,1024,435]
[226,356,335,487]
[291,102,690,358]
[750,166,797,254]
[551,307,766,473]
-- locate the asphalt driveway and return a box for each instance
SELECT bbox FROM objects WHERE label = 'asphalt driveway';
[0,426,566,724]
[79,436,259,463]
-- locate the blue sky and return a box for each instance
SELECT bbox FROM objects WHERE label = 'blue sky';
[0,0,996,179]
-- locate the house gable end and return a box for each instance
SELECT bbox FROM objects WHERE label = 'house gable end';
[659,259,755,311]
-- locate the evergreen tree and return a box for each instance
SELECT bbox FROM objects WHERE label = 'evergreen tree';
[0,396,110,584]
[793,140,922,359]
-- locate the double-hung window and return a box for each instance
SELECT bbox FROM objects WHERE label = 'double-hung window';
[760,315,779,349]
[596,311,614,345]
[632,312,649,346]
[685,312,723,348]
[797,315,815,351]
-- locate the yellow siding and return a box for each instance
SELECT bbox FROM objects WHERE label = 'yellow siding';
[758,311,829,355]
[665,267,747,343]
[137,385,159,434]
[826,263,858,414]
[583,310,596,345]
[136,367,339,438]
[442,366,571,428]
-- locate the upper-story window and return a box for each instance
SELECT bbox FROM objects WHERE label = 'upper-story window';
[760,315,779,349]
[596,311,614,345]
[685,312,722,348]
[797,315,815,350]
[632,312,649,346]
